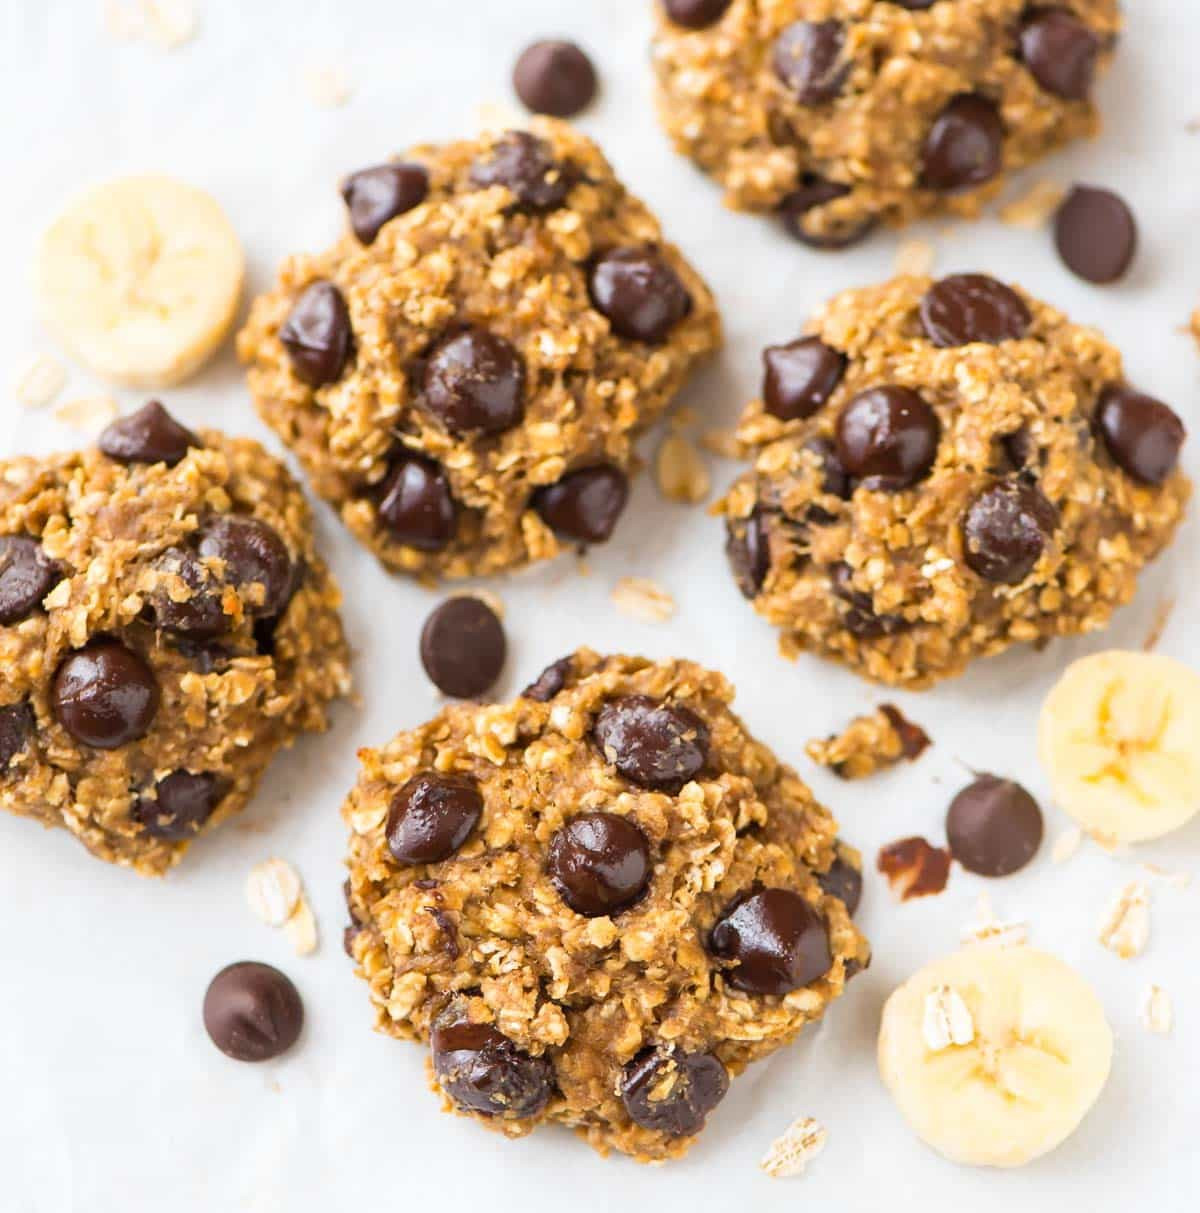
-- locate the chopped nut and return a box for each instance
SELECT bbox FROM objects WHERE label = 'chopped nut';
[285,896,319,956]
[611,577,675,623]
[760,1117,828,1179]
[52,394,118,432]
[655,433,710,504]
[13,353,66,409]
[922,985,975,1051]
[894,238,935,276]
[246,858,303,927]
[699,427,741,460]
[1051,826,1083,865]
[303,62,352,108]
[1139,984,1173,1036]
[1098,880,1150,959]
[999,181,1066,228]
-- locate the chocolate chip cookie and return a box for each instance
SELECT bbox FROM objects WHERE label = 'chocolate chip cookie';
[238,119,720,580]
[342,650,868,1161]
[652,1,1119,244]
[719,274,1190,687]
[0,401,350,874]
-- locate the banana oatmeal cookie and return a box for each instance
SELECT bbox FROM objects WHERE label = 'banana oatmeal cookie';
[719,274,1189,686]
[342,649,868,1161]
[0,401,350,874]
[239,119,720,580]
[652,0,1119,245]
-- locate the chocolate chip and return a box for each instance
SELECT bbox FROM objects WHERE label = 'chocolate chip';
[1001,425,1036,470]
[52,640,159,749]
[377,453,458,550]
[1018,8,1101,100]
[0,702,34,772]
[963,478,1057,584]
[946,774,1044,877]
[879,704,932,761]
[0,536,59,626]
[831,562,908,637]
[198,516,293,618]
[547,812,651,917]
[588,246,692,344]
[422,327,526,436]
[919,274,1031,347]
[773,21,847,104]
[341,162,429,245]
[532,464,629,544]
[709,888,832,994]
[725,510,769,599]
[386,772,483,865]
[98,400,199,467]
[620,1047,729,1137]
[132,770,227,841]
[890,0,937,7]
[661,0,731,27]
[513,40,597,118]
[593,695,709,791]
[921,94,1004,191]
[279,281,353,387]
[1054,185,1137,284]
[817,854,863,916]
[419,596,506,699]
[522,655,573,702]
[779,175,875,249]
[203,962,304,1062]
[431,1020,555,1119]
[470,130,572,212]
[836,386,940,489]
[147,548,228,637]
[762,337,846,421]
[807,436,852,500]
[877,836,951,900]
[1095,385,1186,485]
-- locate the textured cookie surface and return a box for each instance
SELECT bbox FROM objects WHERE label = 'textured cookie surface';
[652,0,1119,243]
[343,650,868,1161]
[719,274,1189,687]
[239,119,720,580]
[0,404,351,873]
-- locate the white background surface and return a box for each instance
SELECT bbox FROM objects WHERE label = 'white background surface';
[1,2,1198,1210]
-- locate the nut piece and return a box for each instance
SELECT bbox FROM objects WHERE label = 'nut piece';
[655,433,711,504]
[760,1116,828,1179]
[246,857,303,927]
[1139,984,1173,1036]
[1097,881,1150,959]
[922,984,976,1051]
[611,577,676,623]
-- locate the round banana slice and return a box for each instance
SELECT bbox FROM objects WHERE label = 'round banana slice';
[1039,650,1200,844]
[878,947,1112,1168]
[35,175,244,389]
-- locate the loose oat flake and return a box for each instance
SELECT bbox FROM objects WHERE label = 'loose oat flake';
[922,984,975,1051]
[1138,862,1192,890]
[246,858,303,927]
[1051,826,1083,865]
[611,577,675,623]
[1139,984,1173,1036]
[961,893,1029,949]
[893,238,935,277]
[285,896,319,956]
[700,427,741,460]
[655,433,710,504]
[303,63,352,108]
[1098,881,1150,959]
[999,181,1066,229]
[52,394,118,432]
[13,353,66,408]
[760,1117,828,1179]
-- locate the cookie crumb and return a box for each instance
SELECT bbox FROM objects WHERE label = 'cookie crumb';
[52,394,118,432]
[611,577,675,623]
[806,704,929,780]
[246,858,303,927]
[999,180,1065,228]
[894,238,935,277]
[13,353,66,408]
[303,62,352,108]
[1098,881,1150,959]
[922,984,975,1051]
[1139,984,1173,1036]
[760,1117,828,1179]
[1051,826,1083,865]
[655,433,710,504]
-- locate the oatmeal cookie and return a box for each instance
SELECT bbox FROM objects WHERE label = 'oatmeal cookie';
[652,0,1119,244]
[238,119,720,580]
[342,649,868,1161]
[0,401,351,874]
[719,274,1189,686]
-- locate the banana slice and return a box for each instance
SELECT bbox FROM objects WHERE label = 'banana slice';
[878,947,1112,1168]
[35,175,244,389]
[1038,650,1200,844]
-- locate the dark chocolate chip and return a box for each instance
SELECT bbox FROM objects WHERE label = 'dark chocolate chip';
[522,655,573,702]
[52,640,159,749]
[1095,385,1186,485]
[772,21,847,104]
[807,436,852,500]
[879,704,932,761]
[890,0,937,7]
[0,702,34,772]
[203,962,304,1062]
[836,386,940,489]
[279,281,353,387]
[779,175,875,249]
[422,327,526,436]
[431,1020,554,1119]
[919,274,1031,347]
[963,478,1058,583]
[877,836,951,900]
[148,548,228,637]
[0,535,59,626]
[593,695,709,791]
[620,1047,729,1137]
[132,770,227,841]
[831,562,908,637]
[470,130,572,212]
[946,774,1043,877]
[1018,8,1101,101]
[921,94,1004,191]
[725,510,769,599]
[341,162,429,245]
[386,772,483,865]
[1001,425,1036,470]
[1054,185,1137,284]
[709,887,832,994]
[419,596,506,699]
[376,453,458,550]
[98,400,199,467]
[661,0,732,28]
[547,811,651,917]
[513,40,597,118]
[588,246,692,343]
[817,854,863,916]
[762,337,846,420]
[532,464,629,544]
[197,516,293,618]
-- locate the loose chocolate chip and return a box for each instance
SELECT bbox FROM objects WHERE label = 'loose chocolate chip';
[198,516,293,618]
[880,704,932,761]
[877,836,951,900]
[513,40,597,118]
[470,130,572,212]
[807,436,852,500]
[1054,186,1137,284]
[963,478,1058,583]
[0,535,59,626]
[946,774,1044,877]
[99,400,199,467]
[1018,8,1101,101]
[419,596,507,699]
[588,246,692,344]
[52,640,159,749]
[709,887,832,994]
[621,1047,729,1137]
[132,770,227,841]
[662,0,731,28]
[1095,385,1186,485]
[593,695,709,791]
[386,772,483,865]
[148,548,228,637]
[547,812,652,917]
[0,702,34,772]
[431,1020,554,1119]
[377,454,457,550]
[532,464,629,544]
[279,281,353,387]
[341,162,429,245]
[921,94,1004,191]
[422,327,526,436]
[762,337,846,421]
[522,655,573,702]
[919,274,1031,347]
[836,386,940,489]
[772,21,847,104]
[203,961,304,1062]
[725,510,769,599]
[817,854,863,916]
[831,562,907,637]
[779,175,875,249]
